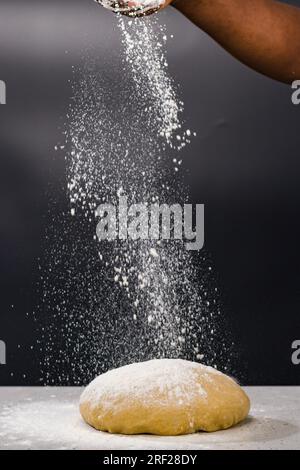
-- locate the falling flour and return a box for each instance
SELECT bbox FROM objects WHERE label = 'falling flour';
[118,17,193,148]
[36,15,236,385]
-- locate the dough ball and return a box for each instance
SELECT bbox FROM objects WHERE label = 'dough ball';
[80,359,250,436]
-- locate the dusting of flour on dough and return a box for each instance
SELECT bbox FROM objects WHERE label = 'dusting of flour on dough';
[79,359,225,412]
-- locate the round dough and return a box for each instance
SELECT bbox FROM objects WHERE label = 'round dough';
[80,359,250,436]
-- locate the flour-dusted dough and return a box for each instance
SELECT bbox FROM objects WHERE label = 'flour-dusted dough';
[80,359,250,436]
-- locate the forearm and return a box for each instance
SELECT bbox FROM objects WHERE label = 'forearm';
[173,0,300,83]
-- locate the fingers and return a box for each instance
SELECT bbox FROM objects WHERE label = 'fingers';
[162,0,173,8]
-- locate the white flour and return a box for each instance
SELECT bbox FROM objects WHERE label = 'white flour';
[36,16,235,385]
[118,18,193,149]
[80,359,212,412]
[96,0,165,16]
[1,388,293,450]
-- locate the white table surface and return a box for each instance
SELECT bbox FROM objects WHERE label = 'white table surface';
[0,386,299,450]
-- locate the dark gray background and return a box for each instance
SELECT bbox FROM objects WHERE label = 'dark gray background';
[0,0,299,385]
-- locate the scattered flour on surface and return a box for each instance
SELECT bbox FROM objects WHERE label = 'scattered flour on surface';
[0,388,292,450]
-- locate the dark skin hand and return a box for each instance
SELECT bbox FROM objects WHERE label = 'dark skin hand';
[158,0,300,83]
